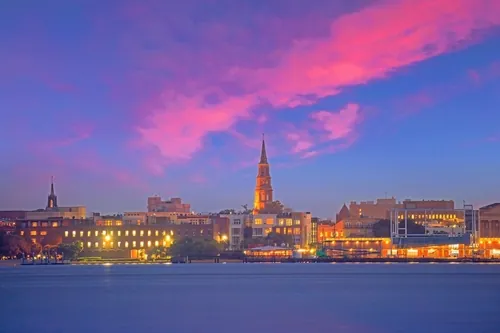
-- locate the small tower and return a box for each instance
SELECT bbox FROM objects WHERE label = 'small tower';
[253,134,273,214]
[46,176,58,210]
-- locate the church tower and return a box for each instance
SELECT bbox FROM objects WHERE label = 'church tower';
[253,135,273,214]
[46,176,58,210]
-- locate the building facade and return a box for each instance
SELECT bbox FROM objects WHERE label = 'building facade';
[480,203,500,237]
[147,196,191,213]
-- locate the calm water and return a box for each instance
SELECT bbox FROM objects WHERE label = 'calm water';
[1,263,499,333]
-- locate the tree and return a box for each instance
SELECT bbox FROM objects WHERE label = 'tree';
[169,237,222,258]
[373,219,425,237]
[219,209,236,215]
[57,241,83,260]
[0,233,31,257]
[41,233,62,247]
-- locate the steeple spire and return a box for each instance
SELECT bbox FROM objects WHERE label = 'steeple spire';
[50,176,55,195]
[259,133,268,164]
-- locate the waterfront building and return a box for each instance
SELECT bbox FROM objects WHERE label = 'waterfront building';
[342,217,379,237]
[222,213,249,250]
[147,196,191,213]
[252,213,277,238]
[336,204,350,222]
[123,212,147,225]
[16,219,213,259]
[348,198,397,219]
[274,212,312,247]
[479,203,500,237]
[93,213,123,226]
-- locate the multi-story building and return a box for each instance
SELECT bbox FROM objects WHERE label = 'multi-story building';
[16,219,213,259]
[348,198,397,219]
[93,214,123,226]
[222,214,249,250]
[147,196,190,213]
[479,203,500,237]
[252,213,277,238]
[342,217,379,237]
[123,212,147,225]
[274,212,312,247]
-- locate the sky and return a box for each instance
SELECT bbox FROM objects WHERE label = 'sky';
[1,0,499,218]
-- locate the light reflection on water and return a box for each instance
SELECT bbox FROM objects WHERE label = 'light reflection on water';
[1,263,499,333]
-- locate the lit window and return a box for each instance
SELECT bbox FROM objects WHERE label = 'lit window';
[40,231,47,236]
[140,241,144,247]
[140,230,144,236]
[147,241,151,247]
[125,241,129,248]
[95,230,98,236]
[87,242,91,248]
[110,242,114,248]
[87,231,91,236]
[132,230,136,236]
[118,230,121,237]
[294,219,301,225]
[132,241,136,248]
[95,242,99,248]
[254,218,262,225]
[286,219,293,226]
[125,230,129,236]
[80,231,83,237]
[32,222,38,227]
[72,231,76,237]
[147,230,151,236]
[266,219,274,225]
[294,228,300,235]
[155,230,159,236]
[52,222,58,227]
[102,230,106,236]
[162,231,166,236]
[30,231,37,236]
[64,231,69,237]
[278,219,284,226]
[155,240,159,247]
[110,230,114,236]
[20,231,25,236]
[118,241,121,248]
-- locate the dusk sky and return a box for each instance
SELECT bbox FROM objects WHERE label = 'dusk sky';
[1,0,499,217]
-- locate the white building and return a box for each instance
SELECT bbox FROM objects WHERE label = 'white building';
[251,213,278,238]
[222,213,250,250]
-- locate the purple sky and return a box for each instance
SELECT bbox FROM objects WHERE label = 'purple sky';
[1,0,499,218]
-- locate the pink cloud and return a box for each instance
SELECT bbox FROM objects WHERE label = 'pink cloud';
[131,0,500,169]
[311,103,361,141]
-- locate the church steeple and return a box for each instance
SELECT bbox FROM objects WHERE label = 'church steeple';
[47,176,58,210]
[253,134,273,214]
[259,134,268,164]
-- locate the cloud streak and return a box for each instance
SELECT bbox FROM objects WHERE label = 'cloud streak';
[132,0,500,170]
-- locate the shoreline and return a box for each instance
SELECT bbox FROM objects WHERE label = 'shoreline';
[2,257,500,267]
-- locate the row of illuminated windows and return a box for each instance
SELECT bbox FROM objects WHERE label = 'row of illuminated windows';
[275,227,301,235]
[398,214,458,220]
[253,218,275,225]
[64,229,176,238]
[88,240,169,249]
[252,218,301,226]
[23,231,48,236]
[30,222,60,228]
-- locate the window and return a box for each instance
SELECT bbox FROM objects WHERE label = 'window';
[286,219,293,226]
[266,218,274,225]
[64,231,69,237]
[52,222,58,227]
[147,230,151,236]
[155,230,159,236]
[132,241,136,248]
[110,230,114,236]
[294,227,301,235]
[72,231,76,237]
[155,241,159,247]
[278,219,284,226]
[80,231,83,237]
[254,228,263,236]
[87,231,91,236]
[95,242,99,248]
[95,230,98,236]
[118,230,121,237]
[233,219,241,225]
[254,218,262,225]
[118,241,121,248]
[294,219,301,225]
[110,242,114,248]
[125,230,129,236]
[40,231,47,236]
[20,231,25,236]
[32,222,38,227]
[30,231,37,236]
[147,241,151,247]
[140,230,144,236]
[125,241,129,248]
[102,230,106,236]
[132,230,136,236]
[140,241,144,247]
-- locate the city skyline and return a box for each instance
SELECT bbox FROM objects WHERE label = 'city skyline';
[1,0,500,217]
